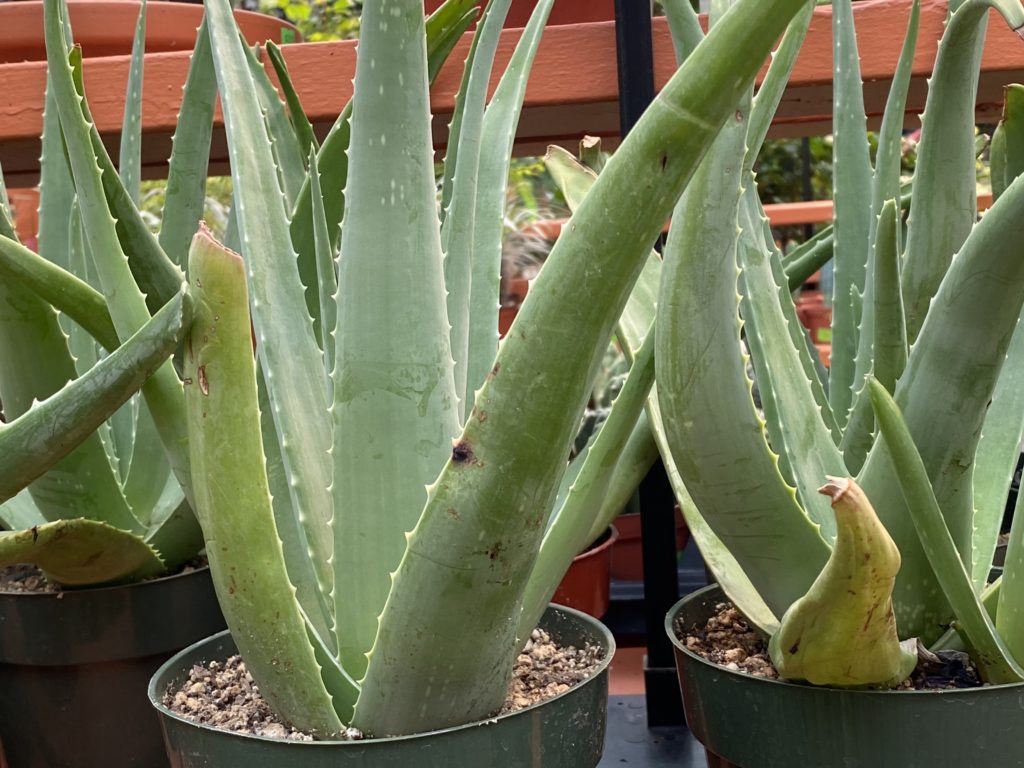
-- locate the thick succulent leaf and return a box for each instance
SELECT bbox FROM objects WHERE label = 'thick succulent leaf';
[159,18,216,270]
[67,44,184,312]
[441,0,515,415]
[973,88,1024,586]
[998,465,1024,662]
[829,0,874,426]
[308,149,336,399]
[45,1,193,504]
[842,199,907,472]
[38,78,75,275]
[0,490,46,530]
[782,225,834,292]
[858,171,1024,641]
[464,1,554,413]
[661,0,703,60]
[242,38,306,210]
[746,2,814,164]
[518,325,655,636]
[0,260,136,529]
[330,0,459,680]
[141,480,204,570]
[901,0,1024,343]
[972,317,1024,587]
[288,0,478,338]
[0,290,191,506]
[769,478,917,688]
[0,520,163,586]
[736,181,846,537]
[266,42,319,161]
[0,235,118,352]
[992,85,1024,202]
[205,0,335,619]
[119,0,146,204]
[357,0,816,736]
[870,380,1024,683]
[184,228,348,735]
[657,89,829,619]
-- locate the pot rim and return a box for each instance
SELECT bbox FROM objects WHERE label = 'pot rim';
[149,602,616,746]
[571,524,618,563]
[0,562,211,599]
[665,583,1024,697]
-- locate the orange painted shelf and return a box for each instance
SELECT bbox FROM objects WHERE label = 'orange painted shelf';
[3,0,1024,184]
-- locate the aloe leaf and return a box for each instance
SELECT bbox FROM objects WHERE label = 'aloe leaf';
[869,379,1024,683]
[736,181,846,537]
[67,44,184,312]
[0,290,191,505]
[746,2,814,164]
[519,324,656,637]
[357,0,817,736]
[440,0,515,415]
[661,0,703,59]
[266,42,319,160]
[0,235,118,352]
[859,172,1024,641]
[769,477,917,688]
[159,18,216,270]
[45,0,193,505]
[842,199,907,471]
[121,402,172,525]
[205,0,335,618]
[38,77,75,275]
[901,0,1024,343]
[464,0,555,413]
[0,255,136,530]
[972,318,1024,587]
[289,0,478,337]
[308,148,336,398]
[998,465,1024,661]
[0,520,164,586]
[828,0,874,427]
[242,38,306,210]
[0,490,46,531]
[783,226,835,291]
[141,483,203,570]
[184,227,346,736]
[657,89,829,620]
[992,85,1024,202]
[330,0,459,680]
[119,0,146,204]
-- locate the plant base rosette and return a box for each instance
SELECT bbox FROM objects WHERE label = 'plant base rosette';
[149,605,614,767]
[666,585,1024,768]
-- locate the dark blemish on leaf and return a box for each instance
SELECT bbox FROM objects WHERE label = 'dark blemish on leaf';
[847,590,857,596]
[478,410,488,423]
[183,378,193,386]
[194,279,202,289]
[660,154,668,170]
[31,526,38,542]
[487,542,503,561]
[452,441,475,464]
[198,365,209,396]
[489,362,501,379]
[447,507,459,520]
[735,110,743,122]
[864,552,871,562]
[788,639,800,655]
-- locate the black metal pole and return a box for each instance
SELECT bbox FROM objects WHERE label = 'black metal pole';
[613,0,686,727]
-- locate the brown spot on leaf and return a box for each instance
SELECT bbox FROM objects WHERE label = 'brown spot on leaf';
[198,365,209,396]
[489,362,501,379]
[478,410,488,423]
[447,507,459,520]
[660,154,668,170]
[487,542,503,561]
[788,639,800,655]
[452,441,476,464]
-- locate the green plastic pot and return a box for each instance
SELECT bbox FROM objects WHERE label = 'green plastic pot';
[149,604,614,767]
[667,584,1024,768]
[0,566,225,768]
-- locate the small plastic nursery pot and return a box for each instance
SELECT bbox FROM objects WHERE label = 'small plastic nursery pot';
[150,604,615,767]
[666,584,1024,768]
[553,525,617,618]
[0,566,225,768]
[610,507,688,582]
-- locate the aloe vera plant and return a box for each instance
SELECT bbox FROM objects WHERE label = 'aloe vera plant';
[650,0,1024,688]
[172,0,817,739]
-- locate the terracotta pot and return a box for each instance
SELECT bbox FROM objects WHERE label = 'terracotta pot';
[552,526,617,618]
[0,1,297,65]
[610,507,689,582]
[423,0,614,27]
